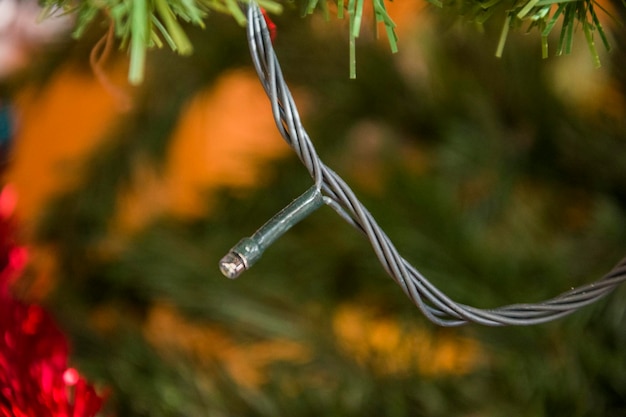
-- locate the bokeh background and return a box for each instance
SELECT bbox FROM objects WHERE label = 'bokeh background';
[2,0,626,415]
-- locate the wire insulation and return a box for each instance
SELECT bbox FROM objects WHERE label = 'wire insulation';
[245,3,626,326]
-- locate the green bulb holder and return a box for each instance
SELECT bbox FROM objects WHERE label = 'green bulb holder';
[219,186,324,279]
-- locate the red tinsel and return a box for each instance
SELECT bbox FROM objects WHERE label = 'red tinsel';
[0,185,105,417]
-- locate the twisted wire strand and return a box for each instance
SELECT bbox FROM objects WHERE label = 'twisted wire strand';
[246,3,626,326]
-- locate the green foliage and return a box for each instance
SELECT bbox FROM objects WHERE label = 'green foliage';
[303,0,398,77]
[432,0,615,64]
[497,0,613,65]
[41,0,622,84]
[41,0,282,84]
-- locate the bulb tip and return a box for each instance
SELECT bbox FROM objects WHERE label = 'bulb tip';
[219,252,247,279]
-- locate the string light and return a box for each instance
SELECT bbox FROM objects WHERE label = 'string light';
[220,2,626,326]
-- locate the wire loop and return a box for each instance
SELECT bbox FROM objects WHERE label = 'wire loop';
[243,2,626,326]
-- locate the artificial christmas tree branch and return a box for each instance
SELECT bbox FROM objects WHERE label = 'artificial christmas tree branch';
[40,0,622,84]
[41,0,283,84]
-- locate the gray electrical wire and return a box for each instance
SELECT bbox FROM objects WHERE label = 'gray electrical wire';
[240,2,626,326]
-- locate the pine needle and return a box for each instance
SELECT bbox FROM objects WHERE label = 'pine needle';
[590,1,611,52]
[155,0,194,54]
[517,0,540,19]
[129,0,148,85]
[541,3,566,57]
[496,13,512,58]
